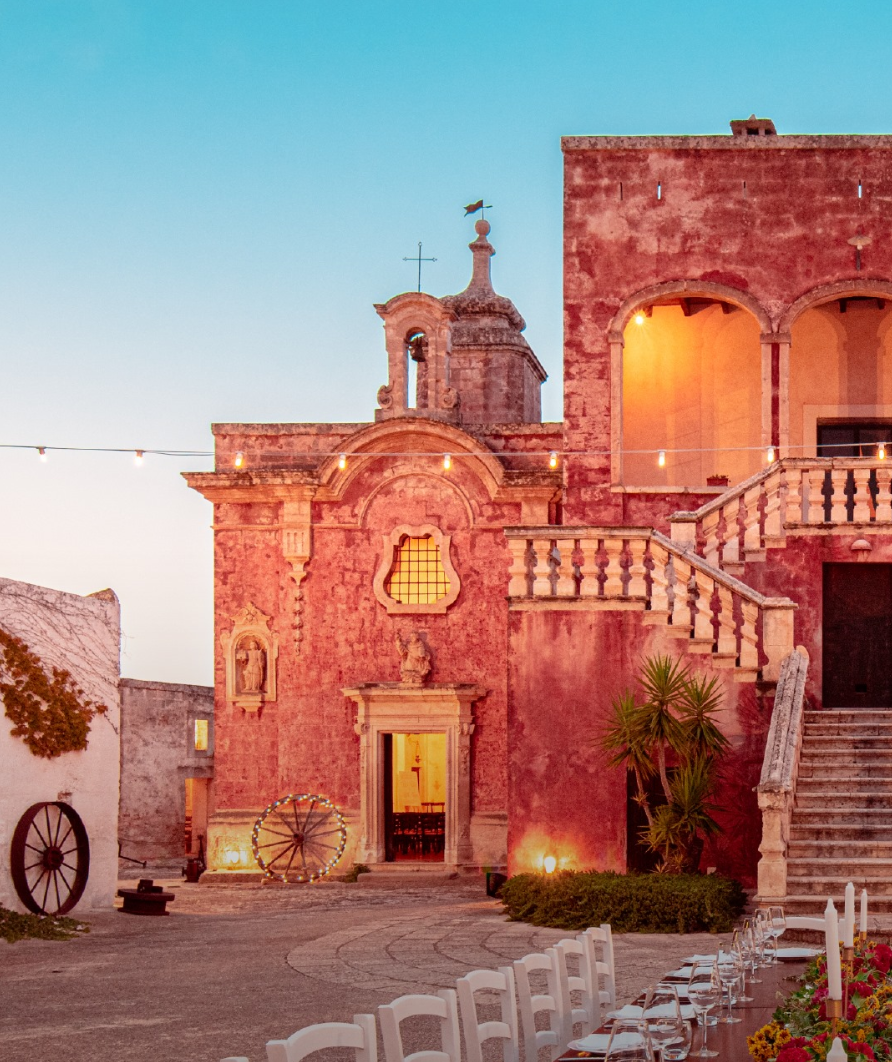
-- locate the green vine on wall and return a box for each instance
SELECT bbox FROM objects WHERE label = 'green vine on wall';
[0,626,107,759]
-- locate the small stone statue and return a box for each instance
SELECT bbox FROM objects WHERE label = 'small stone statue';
[236,637,266,694]
[395,631,431,686]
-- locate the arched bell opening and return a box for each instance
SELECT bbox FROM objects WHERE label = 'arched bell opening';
[404,328,429,411]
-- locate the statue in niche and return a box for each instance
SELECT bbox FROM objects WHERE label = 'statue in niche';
[236,637,266,694]
[395,631,431,686]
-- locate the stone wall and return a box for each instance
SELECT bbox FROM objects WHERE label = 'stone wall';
[118,678,214,865]
[0,577,121,912]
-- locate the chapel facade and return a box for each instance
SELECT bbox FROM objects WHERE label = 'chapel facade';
[187,119,892,893]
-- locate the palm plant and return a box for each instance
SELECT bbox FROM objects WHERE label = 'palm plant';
[644,758,722,872]
[636,655,689,801]
[599,690,656,825]
[678,673,730,763]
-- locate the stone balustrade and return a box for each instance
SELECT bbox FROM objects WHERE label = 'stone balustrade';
[674,458,892,573]
[755,646,809,901]
[504,526,796,682]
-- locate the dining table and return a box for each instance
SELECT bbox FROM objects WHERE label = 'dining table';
[558,950,811,1061]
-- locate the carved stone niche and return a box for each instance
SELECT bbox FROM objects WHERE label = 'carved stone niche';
[221,603,279,713]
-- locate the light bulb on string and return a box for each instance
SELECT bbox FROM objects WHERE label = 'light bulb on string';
[880,444,887,461]
[338,453,347,471]
[38,447,47,463]
[767,445,776,463]
[657,450,666,468]
[135,450,144,467]
[443,453,452,470]
[548,451,559,469]
[234,451,244,469]
[634,312,646,326]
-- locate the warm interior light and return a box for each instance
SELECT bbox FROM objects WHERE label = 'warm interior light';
[767,446,776,463]
[225,848,241,865]
[634,312,646,326]
[234,451,244,469]
[443,453,451,470]
[194,718,208,751]
[135,450,144,467]
[549,451,559,469]
[38,447,47,462]
[543,855,557,874]
[338,453,347,471]
[658,450,666,468]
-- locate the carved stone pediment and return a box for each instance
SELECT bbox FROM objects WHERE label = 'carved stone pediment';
[220,602,279,713]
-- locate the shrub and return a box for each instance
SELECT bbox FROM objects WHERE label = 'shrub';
[0,906,90,944]
[499,871,746,933]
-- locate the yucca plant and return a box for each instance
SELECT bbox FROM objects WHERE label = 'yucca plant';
[599,690,656,825]
[636,654,689,801]
[643,758,722,873]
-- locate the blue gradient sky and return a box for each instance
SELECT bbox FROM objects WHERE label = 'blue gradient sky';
[2,1,891,684]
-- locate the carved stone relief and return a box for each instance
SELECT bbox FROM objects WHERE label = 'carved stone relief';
[395,631,431,686]
[221,603,279,712]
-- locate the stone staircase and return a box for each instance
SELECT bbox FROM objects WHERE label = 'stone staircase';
[785,709,892,921]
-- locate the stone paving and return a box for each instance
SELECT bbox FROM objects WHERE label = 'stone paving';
[0,877,726,1062]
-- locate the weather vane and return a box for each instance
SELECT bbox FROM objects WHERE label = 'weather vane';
[464,200,493,219]
[403,242,437,292]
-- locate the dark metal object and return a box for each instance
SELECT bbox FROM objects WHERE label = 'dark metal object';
[402,242,437,292]
[117,840,147,867]
[485,871,508,897]
[10,801,90,916]
[117,879,175,915]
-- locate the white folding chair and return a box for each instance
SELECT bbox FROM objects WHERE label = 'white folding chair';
[580,924,616,1011]
[456,966,520,1062]
[378,989,461,1062]
[512,950,566,1062]
[265,1015,377,1062]
[552,938,596,1043]
[784,915,844,932]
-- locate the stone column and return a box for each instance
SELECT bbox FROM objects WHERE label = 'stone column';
[609,330,624,485]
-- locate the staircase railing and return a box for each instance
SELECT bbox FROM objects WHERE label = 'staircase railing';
[504,526,796,682]
[755,646,810,901]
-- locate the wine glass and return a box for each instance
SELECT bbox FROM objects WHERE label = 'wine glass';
[731,930,754,1002]
[717,954,742,1023]
[743,925,763,983]
[605,1017,655,1061]
[644,984,683,1053]
[661,1019,694,1061]
[687,976,720,1058]
[755,909,776,965]
[769,905,786,951]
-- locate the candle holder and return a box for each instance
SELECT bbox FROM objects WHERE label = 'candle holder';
[826,996,843,1036]
[860,932,868,943]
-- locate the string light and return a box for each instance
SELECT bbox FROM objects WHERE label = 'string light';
[549,451,559,469]
[443,453,451,470]
[250,793,347,884]
[634,312,646,326]
[658,450,666,467]
[37,447,47,463]
[338,453,347,470]
[134,450,144,467]
[234,451,244,469]
[880,444,887,461]
[767,445,776,463]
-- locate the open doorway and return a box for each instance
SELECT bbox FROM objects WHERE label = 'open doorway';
[184,777,210,858]
[383,732,446,862]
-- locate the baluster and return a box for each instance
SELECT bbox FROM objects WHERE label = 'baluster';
[645,542,670,624]
[531,538,554,597]
[602,537,625,598]
[627,538,648,599]
[737,599,760,677]
[578,537,600,597]
[702,510,721,568]
[785,467,804,525]
[853,467,872,523]
[668,555,693,636]
[877,468,892,523]
[830,468,848,524]
[507,538,531,597]
[807,469,826,525]
[714,584,737,666]
[555,537,577,597]
[763,468,784,545]
[690,570,715,652]
[721,498,741,568]
[743,485,763,558]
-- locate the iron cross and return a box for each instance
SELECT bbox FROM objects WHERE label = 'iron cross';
[403,242,437,292]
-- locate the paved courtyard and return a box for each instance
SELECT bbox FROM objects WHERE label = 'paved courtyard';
[0,877,725,1062]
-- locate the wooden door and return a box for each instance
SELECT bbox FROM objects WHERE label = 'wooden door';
[823,563,892,707]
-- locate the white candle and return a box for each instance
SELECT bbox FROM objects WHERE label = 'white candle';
[861,889,868,936]
[844,882,855,948]
[826,898,842,1000]
[827,1037,847,1062]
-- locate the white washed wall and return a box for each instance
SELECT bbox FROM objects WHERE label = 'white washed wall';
[0,577,121,912]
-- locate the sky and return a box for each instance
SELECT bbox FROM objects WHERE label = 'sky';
[2,0,892,686]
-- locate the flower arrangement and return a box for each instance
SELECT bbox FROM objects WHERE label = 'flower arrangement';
[748,941,892,1061]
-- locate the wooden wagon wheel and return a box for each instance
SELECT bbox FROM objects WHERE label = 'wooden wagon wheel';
[10,802,90,916]
[251,794,347,883]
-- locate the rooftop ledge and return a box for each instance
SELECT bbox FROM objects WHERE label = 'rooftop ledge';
[562,134,892,152]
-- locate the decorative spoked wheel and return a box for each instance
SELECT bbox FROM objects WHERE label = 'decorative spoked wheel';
[10,802,90,916]
[251,793,347,883]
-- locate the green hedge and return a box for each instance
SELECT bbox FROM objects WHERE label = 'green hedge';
[499,871,746,934]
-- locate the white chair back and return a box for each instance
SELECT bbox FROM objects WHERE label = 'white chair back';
[378,989,461,1062]
[512,949,566,1062]
[266,1015,377,1062]
[784,915,844,932]
[580,924,616,1010]
[456,966,519,1062]
[552,938,596,1043]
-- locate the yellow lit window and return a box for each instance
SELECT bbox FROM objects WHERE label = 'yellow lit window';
[385,535,451,604]
[194,719,209,751]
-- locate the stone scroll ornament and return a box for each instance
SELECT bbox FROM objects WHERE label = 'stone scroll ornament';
[220,603,279,713]
[395,631,431,686]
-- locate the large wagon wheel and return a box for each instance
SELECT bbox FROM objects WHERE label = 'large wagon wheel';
[10,802,90,916]
[251,794,347,883]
